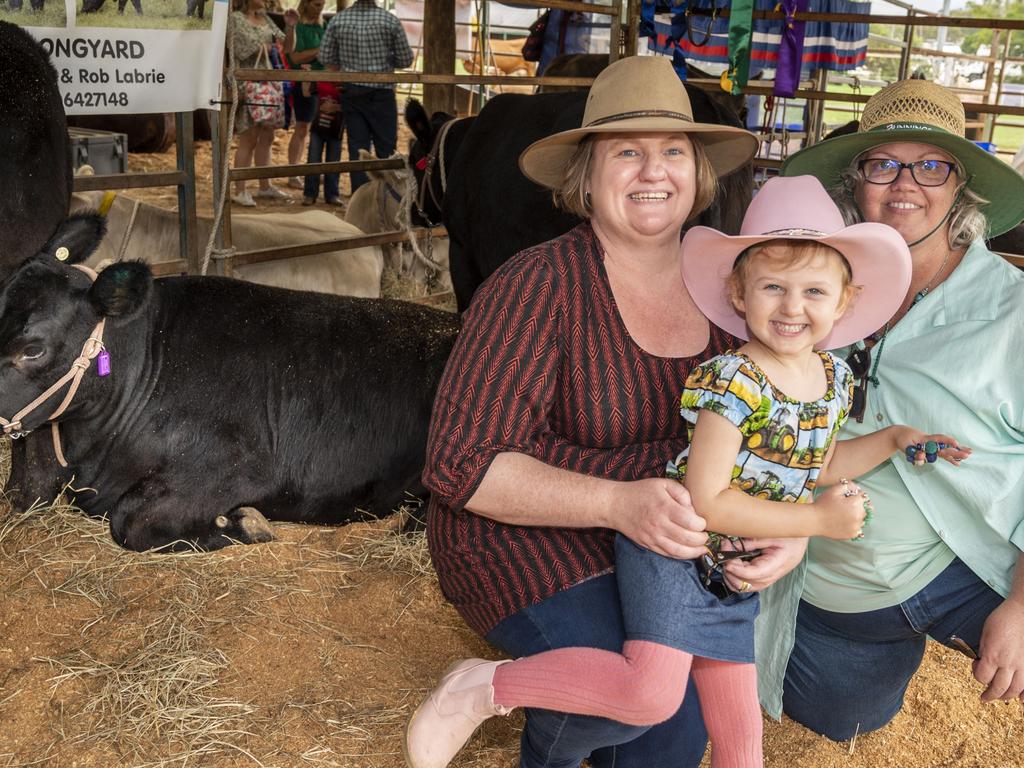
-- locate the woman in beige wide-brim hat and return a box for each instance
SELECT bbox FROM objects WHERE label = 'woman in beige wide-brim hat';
[404,56,803,768]
[762,79,1024,742]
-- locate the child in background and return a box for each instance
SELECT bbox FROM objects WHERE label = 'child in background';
[302,80,344,206]
[403,176,972,768]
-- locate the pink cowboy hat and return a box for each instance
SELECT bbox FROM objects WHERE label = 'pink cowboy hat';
[681,175,912,350]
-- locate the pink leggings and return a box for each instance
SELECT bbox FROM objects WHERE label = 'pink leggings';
[492,639,762,767]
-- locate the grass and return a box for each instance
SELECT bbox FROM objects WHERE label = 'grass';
[0,5,66,26]
[75,0,213,30]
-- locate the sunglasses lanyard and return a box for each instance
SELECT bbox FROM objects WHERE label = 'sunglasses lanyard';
[853,180,966,396]
[905,183,967,249]
[859,233,955,395]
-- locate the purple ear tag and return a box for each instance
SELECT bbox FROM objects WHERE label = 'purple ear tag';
[97,350,111,377]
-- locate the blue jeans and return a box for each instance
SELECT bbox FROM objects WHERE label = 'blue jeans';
[485,574,708,768]
[340,85,397,191]
[304,130,342,202]
[782,557,1002,740]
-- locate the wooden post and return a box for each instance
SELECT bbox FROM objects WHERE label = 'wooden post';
[609,0,623,61]
[625,0,641,57]
[898,9,915,80]
[979,29,1002,142]
[804,68,828,145]
[423,0,456,115]
[174,111,200,275]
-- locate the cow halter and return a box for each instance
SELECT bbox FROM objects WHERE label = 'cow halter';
[415,117,465,225]
[0,262,108,468]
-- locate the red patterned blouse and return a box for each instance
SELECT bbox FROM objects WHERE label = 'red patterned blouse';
[423,223,736,636]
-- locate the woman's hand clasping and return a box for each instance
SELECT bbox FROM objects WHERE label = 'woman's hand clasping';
[283,8,299,26]
[615,479,708,559]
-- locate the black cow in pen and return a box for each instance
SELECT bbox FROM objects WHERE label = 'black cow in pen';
[0,21,71,281]
[0,214,459,552]
[405,82,753,313]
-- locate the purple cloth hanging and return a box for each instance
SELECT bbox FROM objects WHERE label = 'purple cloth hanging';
[774,0,810,97]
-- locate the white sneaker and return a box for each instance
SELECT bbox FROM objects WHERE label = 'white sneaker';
[255,185,289,200]
[287,176,304,189]
[231,190,256,207]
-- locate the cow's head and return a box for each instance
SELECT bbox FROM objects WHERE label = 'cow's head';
[404,99,455,226]
[0,213,152,436]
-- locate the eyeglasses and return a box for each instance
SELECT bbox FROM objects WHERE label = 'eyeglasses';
[845,346,871,423]
[858,158,957,187]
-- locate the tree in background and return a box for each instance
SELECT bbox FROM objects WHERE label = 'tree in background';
[958,0,1024,58]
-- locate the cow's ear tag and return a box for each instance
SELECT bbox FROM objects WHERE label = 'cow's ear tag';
[97,350,111,377]
[55,246,70,262]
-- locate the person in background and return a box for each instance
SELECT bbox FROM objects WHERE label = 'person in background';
[284,0,327,190]
[537,10,593,75]
[302,80,344,206]
[230,0,298,207]
[763,78,1024,739]
[318,0,413,192]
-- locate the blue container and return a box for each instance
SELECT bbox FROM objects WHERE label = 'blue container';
[973,141,998,154]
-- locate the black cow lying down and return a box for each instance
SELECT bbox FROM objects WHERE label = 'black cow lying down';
[0,214,459,552]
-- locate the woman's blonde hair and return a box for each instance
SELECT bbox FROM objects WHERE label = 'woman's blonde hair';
[552,133,720,221]
[297,0,324,23]
[832,154,988,249]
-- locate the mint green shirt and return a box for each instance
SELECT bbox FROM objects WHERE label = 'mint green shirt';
[757,240,1024,718]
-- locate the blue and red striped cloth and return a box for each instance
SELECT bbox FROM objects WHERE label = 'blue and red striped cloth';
[642,0,869,74]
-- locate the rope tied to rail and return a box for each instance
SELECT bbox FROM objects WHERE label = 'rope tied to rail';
[397,153,444,285]
[202,14,241,276]
[115,198,142,263]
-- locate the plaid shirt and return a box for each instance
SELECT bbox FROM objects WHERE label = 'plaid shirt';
[319,0,413,89]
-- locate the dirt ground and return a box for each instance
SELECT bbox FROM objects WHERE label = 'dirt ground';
[1,122,1021,768]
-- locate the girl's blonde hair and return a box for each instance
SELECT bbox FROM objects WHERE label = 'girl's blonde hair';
[553,133,719,221]
[727,239,859,309]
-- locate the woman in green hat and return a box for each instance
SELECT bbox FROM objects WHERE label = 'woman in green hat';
[765,78,1024,739]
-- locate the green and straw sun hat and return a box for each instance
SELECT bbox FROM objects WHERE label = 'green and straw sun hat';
[781,78,1024,237]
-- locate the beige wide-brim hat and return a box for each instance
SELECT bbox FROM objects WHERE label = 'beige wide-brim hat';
[782,78,1024,237]
[519,56,759,189]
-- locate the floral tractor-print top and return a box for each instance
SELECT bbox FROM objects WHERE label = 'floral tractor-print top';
[667,351,855,503]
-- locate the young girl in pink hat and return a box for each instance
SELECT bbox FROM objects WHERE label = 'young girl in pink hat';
[404,176,971,768]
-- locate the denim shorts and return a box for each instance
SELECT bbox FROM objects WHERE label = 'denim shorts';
[292,88,317,123]
[615,534,759,664]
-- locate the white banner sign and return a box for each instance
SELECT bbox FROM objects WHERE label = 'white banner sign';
[2,0,227,114]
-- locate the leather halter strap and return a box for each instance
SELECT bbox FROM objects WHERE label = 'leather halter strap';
[0,264,107,468]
